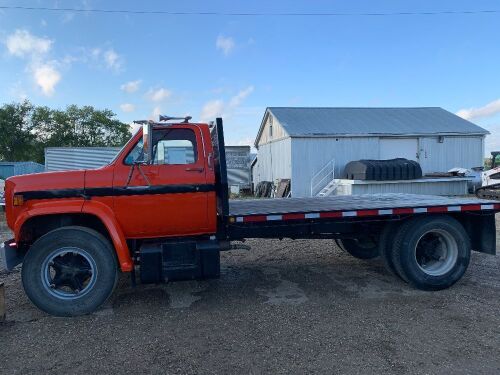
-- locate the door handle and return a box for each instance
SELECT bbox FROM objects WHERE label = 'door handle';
[185,167,204,172]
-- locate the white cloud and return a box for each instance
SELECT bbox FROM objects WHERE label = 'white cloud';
[5,29,52,57]
[103,49,124,72]
[456,99,500,121]
[151,106,162,120]
[32,62,61,96]
[200,86,254,122]
[147,87,172,102]
[216,35,235,56]
[229,86,254,108]
[200,100,225,121]
[121,80,142,93]
[120,103,136,113]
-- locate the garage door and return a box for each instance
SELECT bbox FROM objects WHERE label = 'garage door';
[379,138,418,161]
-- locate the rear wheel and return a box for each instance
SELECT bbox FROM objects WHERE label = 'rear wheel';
[379,222,404,278]
[337,236,380,260]
[391,216,470,290]
[21,226,119,316]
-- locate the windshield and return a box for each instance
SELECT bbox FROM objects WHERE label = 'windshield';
[108,130,141,165]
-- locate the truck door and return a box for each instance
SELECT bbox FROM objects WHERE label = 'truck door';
[112,126,210,238]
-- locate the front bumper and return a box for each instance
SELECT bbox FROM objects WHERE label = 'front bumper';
[0,239,23,272]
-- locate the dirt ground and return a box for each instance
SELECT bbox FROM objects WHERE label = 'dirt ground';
[1,213,500,375]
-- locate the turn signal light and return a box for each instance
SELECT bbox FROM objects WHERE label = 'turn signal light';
[13,194,24,206]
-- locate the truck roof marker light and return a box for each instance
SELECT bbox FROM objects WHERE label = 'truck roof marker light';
[13,194,24,206]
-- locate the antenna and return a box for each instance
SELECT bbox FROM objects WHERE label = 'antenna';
[159,115,192,123]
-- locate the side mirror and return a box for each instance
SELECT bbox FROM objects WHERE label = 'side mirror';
[142,122,153,164]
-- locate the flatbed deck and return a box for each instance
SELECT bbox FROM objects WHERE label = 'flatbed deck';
[228,193,499,223]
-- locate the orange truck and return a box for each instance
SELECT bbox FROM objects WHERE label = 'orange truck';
[1,117,499,316]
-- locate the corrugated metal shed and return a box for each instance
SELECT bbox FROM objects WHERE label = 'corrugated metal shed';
[45,147,121,171]
[0,161,45,179]
[256,107,488,143]
[253,107,488,197]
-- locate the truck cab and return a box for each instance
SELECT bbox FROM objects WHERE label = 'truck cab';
[2,118,225,316]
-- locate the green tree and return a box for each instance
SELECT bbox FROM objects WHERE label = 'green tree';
[0,101,131,163]
[0,101,38,162]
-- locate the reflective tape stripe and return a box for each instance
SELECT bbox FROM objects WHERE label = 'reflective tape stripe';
[233,203,499,223]
[267,215,282,221]
[305,213,320,219]
[378,209,393,215]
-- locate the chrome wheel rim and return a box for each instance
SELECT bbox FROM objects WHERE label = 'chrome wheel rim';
[414,229,458,276]
[41,247,97,300]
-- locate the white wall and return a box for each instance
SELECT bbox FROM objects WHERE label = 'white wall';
[418,136,484,173]
[290,135,484,197]
[253,138,292,186]
[291,137,380,197]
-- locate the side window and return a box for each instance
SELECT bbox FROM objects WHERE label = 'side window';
[153,129,198,165]
[489,172,500,180]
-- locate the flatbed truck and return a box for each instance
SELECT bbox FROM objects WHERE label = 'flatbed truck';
[1,117,498,316]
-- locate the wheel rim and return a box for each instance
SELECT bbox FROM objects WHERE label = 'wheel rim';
[414,229,458,276]
[40,247,97,300]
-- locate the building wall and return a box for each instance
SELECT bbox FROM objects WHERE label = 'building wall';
[418,136,484,173]
[289,135,484,197]
[226,146,252,188]
[253,138,292,186]
[257,113,288,146]
[0,162,45,179]
[291,137,380,197]
[45,147,121,171]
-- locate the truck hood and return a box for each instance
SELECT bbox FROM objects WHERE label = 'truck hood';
[7,170,85,193]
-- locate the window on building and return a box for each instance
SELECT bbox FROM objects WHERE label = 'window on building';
[269,116,273,138]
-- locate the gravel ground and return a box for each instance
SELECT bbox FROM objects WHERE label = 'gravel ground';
[1,213,500,374]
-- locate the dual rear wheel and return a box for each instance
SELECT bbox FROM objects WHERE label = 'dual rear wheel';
[338,216,471,291]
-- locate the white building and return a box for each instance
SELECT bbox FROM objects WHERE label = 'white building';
[252,107,489,197]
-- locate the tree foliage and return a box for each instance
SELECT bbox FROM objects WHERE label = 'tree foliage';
[0,101,131,163]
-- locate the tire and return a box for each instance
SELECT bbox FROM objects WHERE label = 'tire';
[378,222,403,278]
[21,226,119,316]
[338,236,380,260]
[391,216,471,290]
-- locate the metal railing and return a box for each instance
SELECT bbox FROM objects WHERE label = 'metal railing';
[310,159,335,196]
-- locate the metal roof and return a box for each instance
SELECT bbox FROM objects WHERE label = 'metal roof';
[256,107,488,144]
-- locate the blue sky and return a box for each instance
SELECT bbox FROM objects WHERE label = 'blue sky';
[1,0,500,152]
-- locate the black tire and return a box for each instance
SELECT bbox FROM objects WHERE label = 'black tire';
[337,236,380,260]
[391,216,471,290]
[378,222,404,278]
[21,226,119,316]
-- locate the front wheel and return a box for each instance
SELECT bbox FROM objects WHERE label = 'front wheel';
[391,216,471,290]
[21,226,119,316]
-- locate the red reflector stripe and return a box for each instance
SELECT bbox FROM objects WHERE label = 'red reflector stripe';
[393,207,414,214]
[319,211,343,218]
[357,209,379,217]
[495,203,500,210]
[427,206,447,213]
[244,215,267,223]
[461,204,481,211]
[282,213,305,220]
